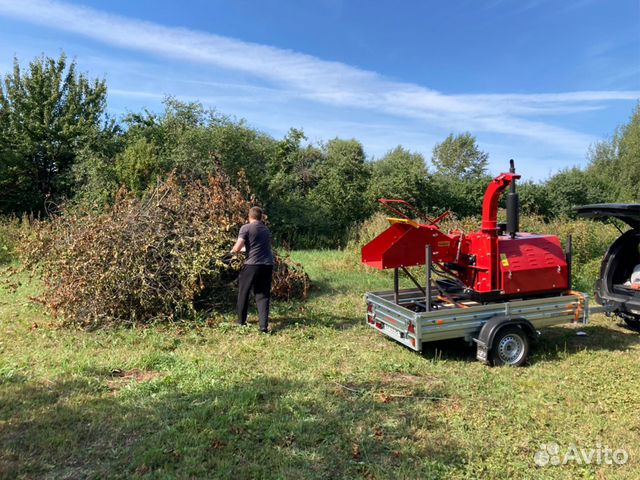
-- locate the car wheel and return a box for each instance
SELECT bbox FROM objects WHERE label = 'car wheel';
[621,313,640,329]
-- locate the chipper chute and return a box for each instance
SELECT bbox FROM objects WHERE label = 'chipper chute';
[361,199,456,269]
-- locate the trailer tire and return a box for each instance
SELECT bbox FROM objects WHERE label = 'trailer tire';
[489,326,529,367]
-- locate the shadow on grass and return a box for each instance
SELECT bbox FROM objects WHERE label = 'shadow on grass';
[0,375,463,479]
[418,323,640,366]
[384,320,640,367]
[530,323,640,364]
[304,279,338,296]
[269,314,362,333]
[420,339,477,363]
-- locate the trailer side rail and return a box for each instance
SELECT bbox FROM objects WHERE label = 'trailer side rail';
[365,289,587,352]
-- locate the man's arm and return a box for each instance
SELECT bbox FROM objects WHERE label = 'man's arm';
[231,237,245,254]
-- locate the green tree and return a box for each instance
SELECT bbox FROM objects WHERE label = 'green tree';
[366,146,430,210]
[309,139,371,241]
[431,132,489,179]
[115,138,165,195]
[267,129,321,201]
[0,53,110,213]
[429,175,492,217]
[518,181,551,217]
[119,98,276,200]
[265,129,325,246]
[587,103,640,202]
[543,167,609,217]
[616,105,640,201]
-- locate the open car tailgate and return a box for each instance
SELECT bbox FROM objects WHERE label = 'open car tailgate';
[575,203,640,230]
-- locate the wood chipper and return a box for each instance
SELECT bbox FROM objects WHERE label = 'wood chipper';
[363,160,569,301]
[361,161,587,366]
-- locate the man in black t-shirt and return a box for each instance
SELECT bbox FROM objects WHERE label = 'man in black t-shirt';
[231,206,274,332]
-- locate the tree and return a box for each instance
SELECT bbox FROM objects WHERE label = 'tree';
[429,174,492,217]
[309,139,371,240]
[518,181,551,217]
[431,132,488,179]
[587,103,640,202]
[366,146,431,211]
[119,98,276,200]
[265,129,325,246]
[115,138,164,195]
[616,104,640,201]
[0,53,110,214]
[543,167,609,217]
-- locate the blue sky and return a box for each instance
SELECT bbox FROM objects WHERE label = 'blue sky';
[0,0,638,180]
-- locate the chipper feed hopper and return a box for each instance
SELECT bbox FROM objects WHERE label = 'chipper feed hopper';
[362,161,570,302]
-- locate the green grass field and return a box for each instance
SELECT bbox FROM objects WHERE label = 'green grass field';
[1,249,640,479]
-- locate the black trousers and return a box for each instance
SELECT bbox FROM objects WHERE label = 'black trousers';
[237,264,273,330]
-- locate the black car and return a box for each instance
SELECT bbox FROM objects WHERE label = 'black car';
[575,204,640,328]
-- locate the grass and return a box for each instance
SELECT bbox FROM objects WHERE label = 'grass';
[1,249,640,479]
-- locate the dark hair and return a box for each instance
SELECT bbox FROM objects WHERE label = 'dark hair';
[249,206,263,221]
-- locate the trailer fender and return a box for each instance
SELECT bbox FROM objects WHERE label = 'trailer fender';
[474,316,538,364]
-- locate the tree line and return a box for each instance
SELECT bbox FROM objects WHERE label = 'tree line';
[1,54,638,248]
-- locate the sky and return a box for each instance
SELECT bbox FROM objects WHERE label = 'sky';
[0,0,638,180]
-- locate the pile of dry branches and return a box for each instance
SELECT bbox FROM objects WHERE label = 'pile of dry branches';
[20,173,309,327]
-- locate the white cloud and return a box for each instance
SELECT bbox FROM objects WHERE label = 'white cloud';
[0,0,637,158]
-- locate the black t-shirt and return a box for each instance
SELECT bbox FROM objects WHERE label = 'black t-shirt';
[238,222,274,265]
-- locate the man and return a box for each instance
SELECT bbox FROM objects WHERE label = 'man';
[231,206,274,332]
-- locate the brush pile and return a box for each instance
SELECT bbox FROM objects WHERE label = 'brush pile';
[20,173,309,327]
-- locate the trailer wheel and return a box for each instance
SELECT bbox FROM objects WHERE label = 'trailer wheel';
[490,326,529,367]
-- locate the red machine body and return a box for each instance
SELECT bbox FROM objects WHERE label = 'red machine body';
[361,168,569,299]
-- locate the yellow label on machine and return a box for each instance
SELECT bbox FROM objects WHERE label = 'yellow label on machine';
[386,217,419,228]
[500,253,510,267]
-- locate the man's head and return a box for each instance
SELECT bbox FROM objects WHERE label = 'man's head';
[248,206,263,222]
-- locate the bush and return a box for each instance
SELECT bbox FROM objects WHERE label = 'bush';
[0,217,23,265]
[346,212,391,251]
[574,258,603,293]
[19,173,309,327]
[271,252,310,300]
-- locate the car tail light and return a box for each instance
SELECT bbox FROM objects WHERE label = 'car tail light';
[408,322,415,334]
[375,321,384,329]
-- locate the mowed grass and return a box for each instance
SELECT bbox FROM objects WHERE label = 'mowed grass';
[1,250,640,479]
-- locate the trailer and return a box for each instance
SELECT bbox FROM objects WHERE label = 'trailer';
[365,287,588,366]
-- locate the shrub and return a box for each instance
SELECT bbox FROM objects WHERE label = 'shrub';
[271,253,310,300]
[0,217,23,265]
[19,173,309,327]
[346,212,391,251]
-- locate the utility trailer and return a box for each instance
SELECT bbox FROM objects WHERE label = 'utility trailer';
[365,287,588,366]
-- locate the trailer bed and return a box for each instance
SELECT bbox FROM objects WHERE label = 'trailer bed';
[365,288,588,354]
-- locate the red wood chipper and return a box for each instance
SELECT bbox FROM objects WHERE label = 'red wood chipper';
[361,160,583,366]
[362,160,571,305]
